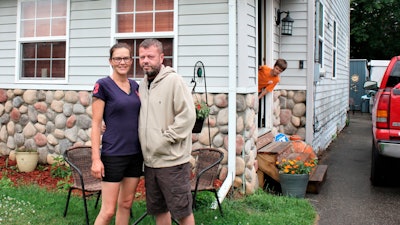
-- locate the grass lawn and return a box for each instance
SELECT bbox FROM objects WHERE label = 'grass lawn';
[0,177,317,225]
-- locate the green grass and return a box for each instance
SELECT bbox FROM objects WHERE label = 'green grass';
[0,177,317,225]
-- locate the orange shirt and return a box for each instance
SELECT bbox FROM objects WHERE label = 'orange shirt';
[258,65,280,93]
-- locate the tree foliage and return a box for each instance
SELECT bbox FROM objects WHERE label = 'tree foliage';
[350,0,400,60]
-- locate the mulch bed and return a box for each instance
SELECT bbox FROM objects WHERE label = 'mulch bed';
[0,155,146,200]
[0,155,65,190]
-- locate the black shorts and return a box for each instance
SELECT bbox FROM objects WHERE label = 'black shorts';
[145,163,193,220]
[101,153,143,182]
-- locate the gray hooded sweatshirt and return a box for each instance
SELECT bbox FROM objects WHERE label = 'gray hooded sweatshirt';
[138,65,196,168]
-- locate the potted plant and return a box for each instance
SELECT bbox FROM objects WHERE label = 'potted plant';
[276,157,318,198]
[15,147,39,172]
[192,101,210,133]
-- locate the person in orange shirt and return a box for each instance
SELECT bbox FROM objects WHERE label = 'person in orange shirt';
[258,58,287,99]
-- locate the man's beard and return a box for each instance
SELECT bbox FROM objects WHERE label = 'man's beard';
[144,66,160,81]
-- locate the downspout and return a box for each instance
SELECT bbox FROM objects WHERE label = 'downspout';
[217,0,237,203]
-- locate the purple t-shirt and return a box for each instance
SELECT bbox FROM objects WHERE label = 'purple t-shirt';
[92,76,141,156]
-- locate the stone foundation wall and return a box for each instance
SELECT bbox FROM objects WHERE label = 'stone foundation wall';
[191,93,259,195]
[272,90,307,140]
[0,89,260,195]
[0,89,93,164]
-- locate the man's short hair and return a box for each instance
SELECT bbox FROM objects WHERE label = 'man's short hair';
[139,39,163,53]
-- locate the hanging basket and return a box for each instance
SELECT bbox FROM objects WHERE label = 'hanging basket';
[279,173,309,198]
[192,118,205,133]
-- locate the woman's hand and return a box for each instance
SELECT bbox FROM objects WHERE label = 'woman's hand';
[91,159,105,179]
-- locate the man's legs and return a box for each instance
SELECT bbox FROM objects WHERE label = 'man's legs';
[155,212,172,225]
[178,213,195,225]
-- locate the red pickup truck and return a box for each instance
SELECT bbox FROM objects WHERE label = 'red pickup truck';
[365,56,400,186]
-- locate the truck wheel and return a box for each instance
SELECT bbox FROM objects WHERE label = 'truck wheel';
[370,141,385,186]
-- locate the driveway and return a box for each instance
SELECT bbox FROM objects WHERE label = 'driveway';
[307,112,400,225]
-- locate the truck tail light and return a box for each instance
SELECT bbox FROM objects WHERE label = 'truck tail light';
[376,94,390,128]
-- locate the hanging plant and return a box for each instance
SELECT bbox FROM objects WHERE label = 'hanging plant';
[194,101,210,119]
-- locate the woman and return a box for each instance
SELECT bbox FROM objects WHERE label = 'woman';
[91,42,143,225]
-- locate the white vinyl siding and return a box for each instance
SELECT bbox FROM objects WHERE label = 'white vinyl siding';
[68,1,111,88]
[277,1,308,90]
[311,0,350,151]
[237,0,257,89]
[177,0,230,90]
[0,1,17,87]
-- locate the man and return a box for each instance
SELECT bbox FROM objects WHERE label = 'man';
[138,38,196,225]
[258,58,287,99]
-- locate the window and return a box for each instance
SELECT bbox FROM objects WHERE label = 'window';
[18,0,68,80]
[332,21,337,78]
[115,0,174,79]
[315,1,324,65]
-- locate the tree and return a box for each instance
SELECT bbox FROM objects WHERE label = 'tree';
[350,0,400,60]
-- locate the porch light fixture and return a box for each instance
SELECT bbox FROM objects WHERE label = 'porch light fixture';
[276,9,294,36]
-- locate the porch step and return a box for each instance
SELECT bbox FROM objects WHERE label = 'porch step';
[256,132,274,150]
[256,132,328,194]
[307,165,328,194]
[258,141,292,154]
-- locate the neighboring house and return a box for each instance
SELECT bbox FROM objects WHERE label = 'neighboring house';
[0,0,350,200]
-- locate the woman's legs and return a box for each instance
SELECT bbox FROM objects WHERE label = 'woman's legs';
[94,182,120,225]
[115,177,140,225]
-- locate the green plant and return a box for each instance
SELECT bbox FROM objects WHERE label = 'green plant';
[15,147,37,152]
[50,156,71,179]
[276,157,318,174]
[194,101,210,119]
[56,179,72,190]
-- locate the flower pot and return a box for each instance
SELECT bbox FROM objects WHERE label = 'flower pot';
[192,118,204,133]
[16,152,39,172]
[279,173,309,198]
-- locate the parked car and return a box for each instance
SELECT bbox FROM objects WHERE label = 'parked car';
[365,56,400,185]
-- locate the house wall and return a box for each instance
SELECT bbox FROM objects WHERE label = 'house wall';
[178,0,230,91]
[0,0,260,195]
[276,1,308,91]
[68,0,112,88]
[0,0,259,92]
[178,0,258,92]
[311,0,350,151]
[0,1,17,86]
[276,0,350,152]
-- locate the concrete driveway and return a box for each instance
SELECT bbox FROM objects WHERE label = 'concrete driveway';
[307,112,400,225]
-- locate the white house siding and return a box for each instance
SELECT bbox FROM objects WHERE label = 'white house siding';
[276,0,350,152]
[69,0,112,89]
[0,0,259,93]
[178,0,258,93]
[177,0,231,92]
[0,1,17,86]
[237,0,257,90]
[278,1,308,90]
[0,0,112,91]
[311,0,350,152]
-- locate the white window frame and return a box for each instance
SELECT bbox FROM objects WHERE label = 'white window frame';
[15,0,70,84]
[332,20,337,79]
[316,1,324,75]
[110,0,178,80]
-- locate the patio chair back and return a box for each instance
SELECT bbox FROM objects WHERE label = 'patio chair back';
[63,146,101,225]
[191,148,224,216]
